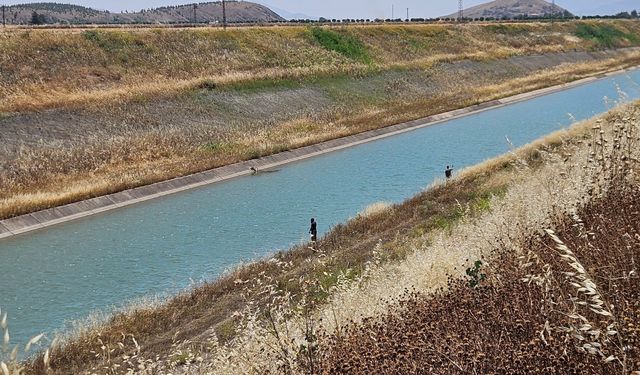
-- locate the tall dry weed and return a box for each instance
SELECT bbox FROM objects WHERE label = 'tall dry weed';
[314,96,640,374]
[135,100,640,374]
[0,307,49,374]
[3,52,640,220]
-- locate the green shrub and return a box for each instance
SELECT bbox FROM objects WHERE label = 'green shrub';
[201,141,236,153]
[486,24,529,36]
[309,27,371,64]
[465,260,486,288]
[575,23,638,48]
[82,30,145,52]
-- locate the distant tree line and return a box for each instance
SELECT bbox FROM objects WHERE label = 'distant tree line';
[288,9,637,24]
[5,2,638,26]
[586,10,638,19]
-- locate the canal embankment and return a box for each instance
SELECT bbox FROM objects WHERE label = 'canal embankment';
[27,98,640,375]
[3,21,640,221]
[1,63,639,240]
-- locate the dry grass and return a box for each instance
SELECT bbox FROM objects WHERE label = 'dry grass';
[3,47,640,220]
[357,202,393,219]
[0,22,638,372]
[20,100,638,374]
[2,21,640,221]
[113,102,637,374]
[319,189,640,373]
[317,113,640,373]
[4,21,637,113]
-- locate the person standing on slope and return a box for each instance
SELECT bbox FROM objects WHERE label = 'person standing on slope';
[309,218,318,243]
[445,165,454,180]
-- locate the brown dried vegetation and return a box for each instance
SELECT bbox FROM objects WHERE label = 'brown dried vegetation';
[316,111,640,374]
[318,187,640,374]
[23,129,515,374]
[13,99,636,374]
[22,103,638,374]
[2,21,640,220]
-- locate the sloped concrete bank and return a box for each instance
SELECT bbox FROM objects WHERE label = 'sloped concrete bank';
[0,65,638,240]
[2,48,638,148]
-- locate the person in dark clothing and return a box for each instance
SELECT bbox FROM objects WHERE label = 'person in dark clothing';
[445,165,454,179]
[309,218,318,243]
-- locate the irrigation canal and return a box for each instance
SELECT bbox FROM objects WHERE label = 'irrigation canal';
[1,69,640,348]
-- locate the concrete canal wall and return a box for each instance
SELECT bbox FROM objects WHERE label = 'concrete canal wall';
[0,66,637,240]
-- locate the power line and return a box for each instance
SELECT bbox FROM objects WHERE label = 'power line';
[458,0,464,21]
[222,0,227,29]
[193,3,197,24]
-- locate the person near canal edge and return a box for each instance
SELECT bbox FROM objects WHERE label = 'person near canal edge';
[445,165,454,179]
[309,218,318,243]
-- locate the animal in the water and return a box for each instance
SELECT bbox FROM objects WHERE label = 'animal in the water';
[250,167,280,175]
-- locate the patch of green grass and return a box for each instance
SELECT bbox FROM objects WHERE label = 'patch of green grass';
[82,30,146,52]
[201,141,236,154]
[82,30,153,64]
[470,186,507,214]
[170,351,197,365]
[473,196,492,213]
[405,37,427,53]
[382,238,417,262]
[486,24,530,36]
[431,207,465,231]
[312,268,361,303]
[410,224,428,238]
[309,27,371,64]
[423,185,508,232]
[215,319,238,344]
[575,23,638,48]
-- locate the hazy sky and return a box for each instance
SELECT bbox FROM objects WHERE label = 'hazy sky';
[1,0,637,18]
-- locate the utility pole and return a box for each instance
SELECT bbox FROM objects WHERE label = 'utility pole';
[406,8,409,21]
[222,0,227,29]
[2,5,5,28]
[391,4,394,20]
[551,0,555,25]
[193,3,197,24]
[458,0,464,21]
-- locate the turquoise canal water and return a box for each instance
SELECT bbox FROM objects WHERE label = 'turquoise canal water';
[1,70,640,348]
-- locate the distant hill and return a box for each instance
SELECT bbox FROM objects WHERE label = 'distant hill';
[269,6,318,21]
[2,1,285,25]
[578,0,639,16]
[446,0,573,19]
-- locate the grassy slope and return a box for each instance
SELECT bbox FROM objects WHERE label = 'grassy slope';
[320,188,640,374]
[186,102,638,374]
[316,110,640,375]
[28,124,517,373]
[2,21,639,113]
[22,97,639,373]
[2,21,640,221]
